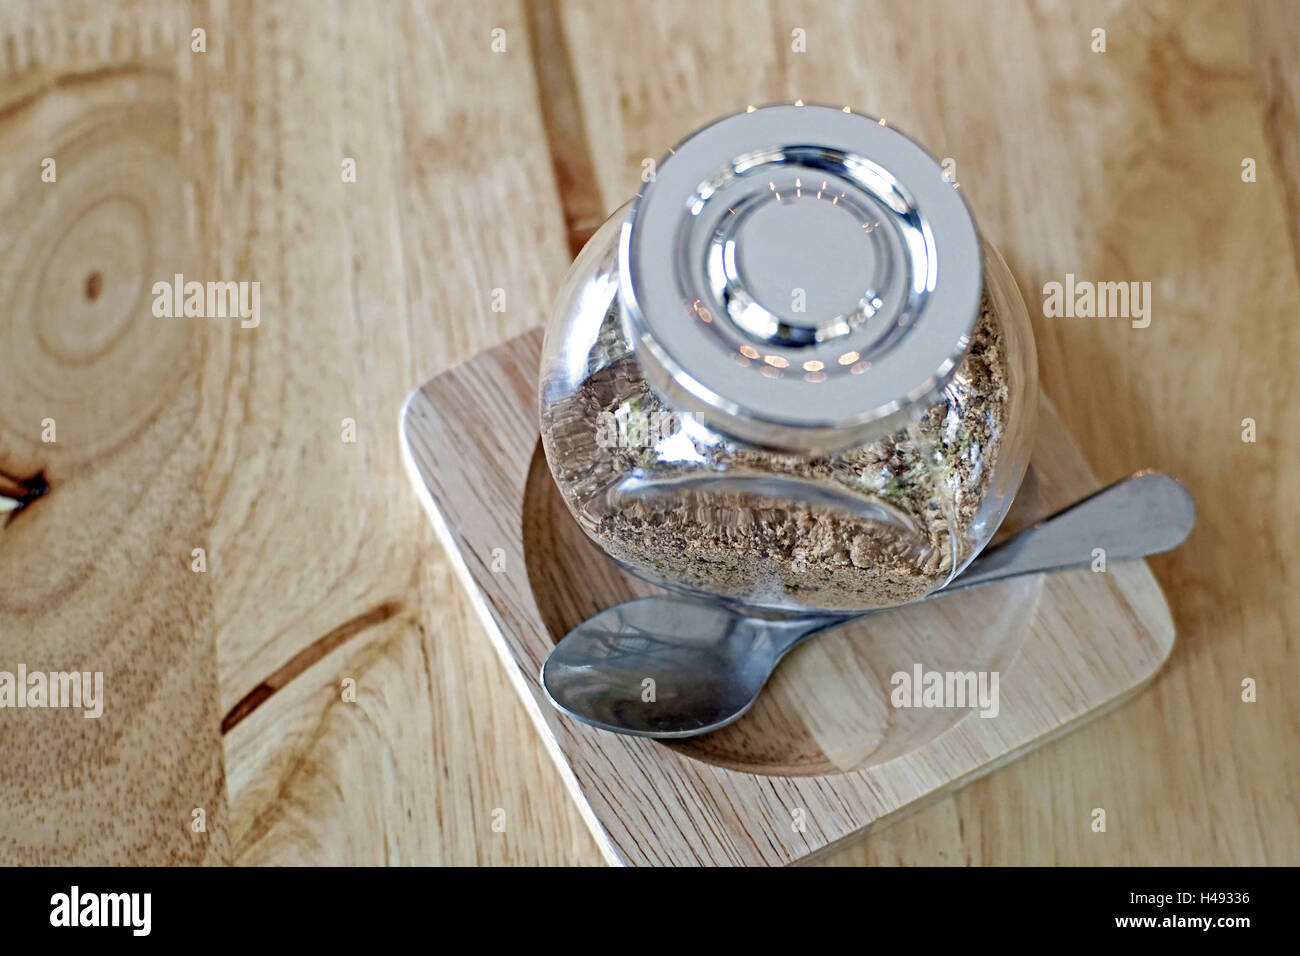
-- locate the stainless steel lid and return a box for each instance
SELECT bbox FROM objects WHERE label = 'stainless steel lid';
[619,103,983,452]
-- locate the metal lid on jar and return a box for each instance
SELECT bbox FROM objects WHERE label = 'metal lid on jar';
[620,103,983,452]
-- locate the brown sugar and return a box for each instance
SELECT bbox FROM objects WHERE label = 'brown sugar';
[541,292,1011,612]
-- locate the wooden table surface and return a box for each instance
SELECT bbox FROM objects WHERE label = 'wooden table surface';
[1,0,1296,865]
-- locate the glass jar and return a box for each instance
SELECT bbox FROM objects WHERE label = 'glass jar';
[539,104,1037,613]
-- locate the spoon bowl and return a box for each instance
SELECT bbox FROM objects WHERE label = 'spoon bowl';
[543,599,837,737]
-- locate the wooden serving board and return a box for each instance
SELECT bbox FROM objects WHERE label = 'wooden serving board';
[400,326,1176,866]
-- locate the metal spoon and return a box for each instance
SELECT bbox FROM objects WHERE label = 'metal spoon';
[541,472,1195,738]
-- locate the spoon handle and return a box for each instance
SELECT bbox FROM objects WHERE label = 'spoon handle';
[947,472,1195,592]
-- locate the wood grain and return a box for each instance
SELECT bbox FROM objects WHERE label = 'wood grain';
[200,0,597,864]
[1243,0,1300,276]
[0,0,228,865]
[1,0,1295,865]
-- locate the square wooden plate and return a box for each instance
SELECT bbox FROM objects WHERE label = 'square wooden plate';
[400,327,1175,866]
